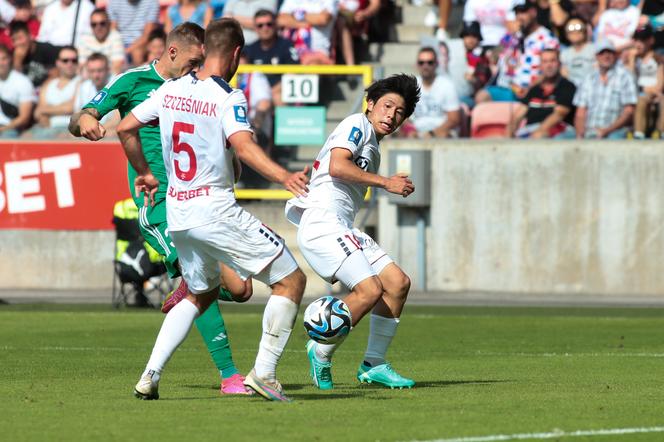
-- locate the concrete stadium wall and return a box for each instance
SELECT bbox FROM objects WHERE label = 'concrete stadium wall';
[378,140,664,297]
[4,140,664,300]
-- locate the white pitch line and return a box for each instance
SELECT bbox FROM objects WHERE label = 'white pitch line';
[411,426,664,442]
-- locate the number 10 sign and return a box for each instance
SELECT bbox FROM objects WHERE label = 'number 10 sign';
[281,74,319,104]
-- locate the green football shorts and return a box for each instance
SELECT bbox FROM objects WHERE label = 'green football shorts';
[135,197,180,278]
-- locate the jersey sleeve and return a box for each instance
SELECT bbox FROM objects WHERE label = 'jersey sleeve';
[82,72,132,118]
[130,87,161,124]
[220,89,253,138]
[327,114,366,157]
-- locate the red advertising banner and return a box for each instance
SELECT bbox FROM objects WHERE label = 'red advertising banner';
[0,141,131,230]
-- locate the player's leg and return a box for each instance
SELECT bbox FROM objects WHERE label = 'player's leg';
[244,247,305,402]
[307,253,383,389]
[295,208,383,389]
[138,203,244,393]
[355,229,414,389]
[134,228,220,399]
[219,263,253,303]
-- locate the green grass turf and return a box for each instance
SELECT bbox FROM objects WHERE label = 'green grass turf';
[1,303,663,442]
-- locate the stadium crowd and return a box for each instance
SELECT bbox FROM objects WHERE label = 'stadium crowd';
[0,0,663,140]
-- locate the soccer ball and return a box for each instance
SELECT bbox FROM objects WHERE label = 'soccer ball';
[303,296,352,344]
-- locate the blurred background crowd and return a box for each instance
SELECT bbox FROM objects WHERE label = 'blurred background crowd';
[0,0,663,143]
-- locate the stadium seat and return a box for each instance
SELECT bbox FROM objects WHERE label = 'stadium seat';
[111,198,173,308]
[470,102,518,138]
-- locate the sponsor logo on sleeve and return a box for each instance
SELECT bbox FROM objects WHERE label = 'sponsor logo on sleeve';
[348,127,362,146]
[354,156,369,170]
[234,105,247,123]
[90,91,107,105]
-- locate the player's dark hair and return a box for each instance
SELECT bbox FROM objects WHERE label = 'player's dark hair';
[365,74,420,119]
[166,22,204,48]
[9,21,30,36]
[87,52,109,65]
[418,46,438,61]
[0,44,11,58]
[205,18,245,56]
[254,9,275,20]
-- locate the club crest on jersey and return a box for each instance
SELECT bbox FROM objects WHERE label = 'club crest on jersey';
[90,90,107,105]
[348,127,362,146]
[234,105,247,123]
[355,156,369,170]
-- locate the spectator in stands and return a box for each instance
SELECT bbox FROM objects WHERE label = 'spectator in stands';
[164,0,212,33]
[627,25,664,139]
[595,0,640,52]
[534,0,575,40]
[477,0,559,102]
[575,0,602,26]
[399,47,460,139]
[223,0,277,45]
[244,9,299,105]
[146,28,166,61]
[460,21,492,104]
[238,54,273,150]
[10,21,60,88]
[506,48,576,138]
[463,0,518,48]
[108,0,160,67]
[32,46,81,139]
[0,44,35,137]
[74,52,119,135]
[0,0,38,51]
[560,16,595,87]
[336,0,380,65]
[38,0,95,47]
[78,8,125,75]
[277,0,337,64]
[641,0,664,51]
[573,40,638,139]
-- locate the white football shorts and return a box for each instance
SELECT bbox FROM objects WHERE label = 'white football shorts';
[171,202,298,294]
[297,207,393,289]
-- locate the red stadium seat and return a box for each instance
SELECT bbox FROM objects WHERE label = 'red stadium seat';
[470,102,519,139]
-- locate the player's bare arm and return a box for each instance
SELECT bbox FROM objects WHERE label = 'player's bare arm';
[117,113,158,206]
[329,147,414,197]
[68,108,106,140]
[229,130,310,196]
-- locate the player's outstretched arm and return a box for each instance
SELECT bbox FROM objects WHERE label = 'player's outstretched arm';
[68,108,107,140]
[329,148,415,197]
[117,113,158,206]
[229,131,309,196]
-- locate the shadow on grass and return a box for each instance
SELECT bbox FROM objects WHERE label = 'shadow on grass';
[289,392,370,400]
[416,379,512,388]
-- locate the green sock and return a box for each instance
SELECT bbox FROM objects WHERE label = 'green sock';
[194,301,239,379]
[218,286,234,302]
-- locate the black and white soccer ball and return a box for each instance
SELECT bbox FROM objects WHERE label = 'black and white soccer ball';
[303,296,352,344]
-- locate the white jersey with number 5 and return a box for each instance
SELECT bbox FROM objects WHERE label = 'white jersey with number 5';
[285,112,379,225]
[131,72,253,232]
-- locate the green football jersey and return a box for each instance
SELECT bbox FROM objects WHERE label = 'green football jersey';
[83,61,168,203]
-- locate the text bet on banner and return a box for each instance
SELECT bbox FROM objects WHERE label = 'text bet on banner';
[0,142,130,230]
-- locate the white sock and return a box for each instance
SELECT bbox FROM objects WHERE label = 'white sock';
[363,314,400,366]
[314,337,346,362]
[254,295,298,381]
[143,298,200,378]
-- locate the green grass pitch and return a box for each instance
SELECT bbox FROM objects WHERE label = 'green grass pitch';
[1,303,663,442]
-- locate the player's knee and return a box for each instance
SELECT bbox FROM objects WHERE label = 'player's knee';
[356,277,383,305]
[275,268,306,302]
[396,273,411,298]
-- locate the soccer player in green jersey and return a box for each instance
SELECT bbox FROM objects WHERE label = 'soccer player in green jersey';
[68,23,251,395]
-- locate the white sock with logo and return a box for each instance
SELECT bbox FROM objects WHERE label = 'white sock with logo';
[254,295,298,382]
[142,298,200,380]
[363,314,400,367]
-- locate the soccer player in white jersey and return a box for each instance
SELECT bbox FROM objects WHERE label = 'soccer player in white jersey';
[117,18,310,402]
[285,74,421,390]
